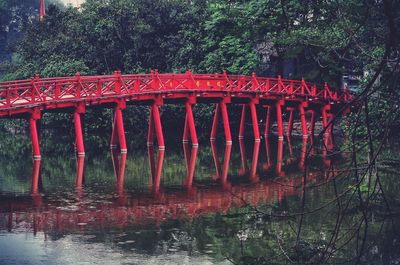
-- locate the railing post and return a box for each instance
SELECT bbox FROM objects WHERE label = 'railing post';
[55,82,60,99]
[97,78,102,96]
[186,70,195,89]
[278,75,282,93]
[30,77,36,103]
[114,71,121,94]
[6,85,11,107]
[252,72,259,91]
[324,82,328,99]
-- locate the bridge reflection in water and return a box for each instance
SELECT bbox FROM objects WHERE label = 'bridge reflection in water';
[1,136,338,235]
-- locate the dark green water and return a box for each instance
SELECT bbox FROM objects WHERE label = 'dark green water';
[0,126,399,265]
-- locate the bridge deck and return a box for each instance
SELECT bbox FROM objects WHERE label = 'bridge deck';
[0,71,350,117]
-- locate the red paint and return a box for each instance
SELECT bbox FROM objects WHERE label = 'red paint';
[210,104,220,141]
[152,104,165,150]
[0,72,350,172]
[29,115,41,160]
[185,103,198,147]
[276,101,284,140]
[31,160,41,194]
[39,0,45,21]
[239,104,246,139]
[249,102,260,142]
[299,103,308,138]
[74,111,85,157]
[264,106,271,136]
[75,156,85,187]
[115,106,127,153]
[220,103,232,145]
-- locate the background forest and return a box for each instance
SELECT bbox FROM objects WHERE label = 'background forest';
[1,0,399,136]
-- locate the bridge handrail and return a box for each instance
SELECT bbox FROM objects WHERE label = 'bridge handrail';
[0,72,351,109]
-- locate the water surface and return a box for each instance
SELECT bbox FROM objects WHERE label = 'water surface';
[0,127,399,264]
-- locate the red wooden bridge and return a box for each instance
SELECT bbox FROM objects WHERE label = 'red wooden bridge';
[0,71,351,161]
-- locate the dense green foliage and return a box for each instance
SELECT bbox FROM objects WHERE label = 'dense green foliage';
[3,0,398,83]
[1,0,399,134]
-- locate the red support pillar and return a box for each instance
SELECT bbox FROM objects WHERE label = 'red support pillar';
[31,160,41,194]
[276,100,284,140]
[74,105,85,157]
[249,102,260,142]
[264,106,271,136]
[152,104,165,150]
[115,103,127,153]
[299,102,308,138]
[286,108,294,136]
[185,102,198,147]
[29,111,41,161]
[75,156,85,187]
[147,103,165,150]
[116,153,127,192]
[153,149,165,195]
[110,116,118,149]
[239,104,246,139]
[210,104,220,141]
[220,102,232,145]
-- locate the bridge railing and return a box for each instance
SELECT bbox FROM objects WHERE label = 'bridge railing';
[0,72,351,109]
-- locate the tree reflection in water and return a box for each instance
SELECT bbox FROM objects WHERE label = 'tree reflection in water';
[0,130,399,265]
